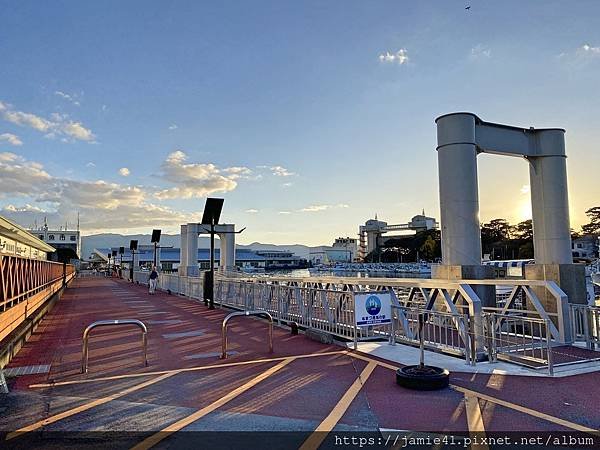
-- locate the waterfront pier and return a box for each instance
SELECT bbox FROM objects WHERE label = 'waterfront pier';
[1,113,599,447]
[1,275,600,448]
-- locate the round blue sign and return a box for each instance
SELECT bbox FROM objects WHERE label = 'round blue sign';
[365,295,381,316]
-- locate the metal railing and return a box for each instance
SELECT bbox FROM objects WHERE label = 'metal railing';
[77,270,107,278]
[82,319,148,373]
[131,270,575,366]
[132,271,204,299]
[390,305,473,364]
[1,254,75,311]
[484,312,554,375]
[221,310,273,359]
[570,304,600,349]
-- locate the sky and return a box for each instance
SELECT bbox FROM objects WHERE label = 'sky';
[0,0,599,246]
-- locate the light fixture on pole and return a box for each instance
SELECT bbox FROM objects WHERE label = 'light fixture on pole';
[200,198,224,309]
[119,246,125,278]
[129,239,138,282]
[151,229,161,268]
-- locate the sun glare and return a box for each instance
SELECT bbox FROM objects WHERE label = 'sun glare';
[519,200,532,221]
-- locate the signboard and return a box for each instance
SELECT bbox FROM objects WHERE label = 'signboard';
[354,292,392,327]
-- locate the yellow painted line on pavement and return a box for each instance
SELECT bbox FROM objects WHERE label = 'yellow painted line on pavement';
[299,361,377,450]
[29,350,348,388]
[464,392,489,450]
[131,357,295,450]
[452,385,599,435]
[6,372,176,440]
[345,351,600,436]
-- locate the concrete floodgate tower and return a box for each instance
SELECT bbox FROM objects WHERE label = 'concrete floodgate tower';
[432,112,586,312]
[179,223,236,276]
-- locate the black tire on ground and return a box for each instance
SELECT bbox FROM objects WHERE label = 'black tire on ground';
[396,365,450,390]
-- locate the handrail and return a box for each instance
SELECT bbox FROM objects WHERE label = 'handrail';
[82,319,148,373]
[221,310,273,359]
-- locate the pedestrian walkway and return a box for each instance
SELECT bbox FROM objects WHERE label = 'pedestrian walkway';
[1,277,599,448]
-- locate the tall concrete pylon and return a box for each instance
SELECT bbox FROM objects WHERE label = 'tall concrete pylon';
[179,223,237,276]
[433,112,585,307]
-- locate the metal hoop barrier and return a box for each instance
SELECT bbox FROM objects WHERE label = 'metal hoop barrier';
[221,310,273,359]
[82,319,148,373]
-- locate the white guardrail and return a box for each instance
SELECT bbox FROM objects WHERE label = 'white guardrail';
[130,270,595,368]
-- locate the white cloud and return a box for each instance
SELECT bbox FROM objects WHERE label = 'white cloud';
[0,152,52,196]
[86,162,96,167]
[223,166,253,178]
[0,100,95,142]
[55,90,80,106]
[470,44,491,59]
[258,165,296,177]
[0,151,198,232]
[278,211,291,215]
[298,203,350,213]
[300,204,329,212]
[558,43,600,67]
[579,44,600,55]
[245,209,259,214]
[520,184,530,194]
[378,49,409,65]
[0,133,23,146]
[61,121,95,141]
[168,124,178,130]
[155,150,251,199]
[119,167,130,177]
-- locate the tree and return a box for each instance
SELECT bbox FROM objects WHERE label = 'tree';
[482,219,511,242]
[581,206,600,236]
[518,241,534,259]
[511,220,533,241]
[419,236,437,261]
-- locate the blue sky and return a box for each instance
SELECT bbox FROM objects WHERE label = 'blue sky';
[1,1,599,245]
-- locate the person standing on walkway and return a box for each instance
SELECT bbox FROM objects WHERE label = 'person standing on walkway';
[148,266,159,295]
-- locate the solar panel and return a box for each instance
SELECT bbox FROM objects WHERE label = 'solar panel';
[201,198,224,225]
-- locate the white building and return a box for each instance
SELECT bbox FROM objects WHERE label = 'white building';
[0,216,55,260]
[332,237,358,261]
[29,222,81,259]
[571,236,599,260]
[310,237,358,265]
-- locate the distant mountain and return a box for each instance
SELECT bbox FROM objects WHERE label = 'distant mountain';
[81,234,312,260]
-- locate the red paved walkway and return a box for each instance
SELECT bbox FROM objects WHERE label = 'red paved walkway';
[1,276,599,449]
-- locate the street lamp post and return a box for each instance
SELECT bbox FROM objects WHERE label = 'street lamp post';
[129,240,138,282]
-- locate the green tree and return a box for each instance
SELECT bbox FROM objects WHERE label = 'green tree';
[518,241,534,259]
[419,235,437,260]
[511,220,533,241]
[581,206,600,236]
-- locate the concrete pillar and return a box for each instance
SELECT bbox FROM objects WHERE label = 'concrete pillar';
[185,223,199,277]
[366,231,379,256]
[218,224,236,271]
[179,224,188,276]
[528,129,573,265]
[436,113,482,266]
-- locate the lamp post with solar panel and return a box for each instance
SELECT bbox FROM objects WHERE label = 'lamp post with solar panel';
[200,198,224,309]
[150,229,172,272]
[129,239,138,282]
[119,247,125,278]
[111,249,117,277]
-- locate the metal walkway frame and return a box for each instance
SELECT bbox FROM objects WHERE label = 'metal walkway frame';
[82,319,148,373]
[221,310,273,359]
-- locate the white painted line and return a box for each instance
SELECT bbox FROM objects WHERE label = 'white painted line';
[4,365,50,377]
[184,351,239,360]
[163,330,204,339]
